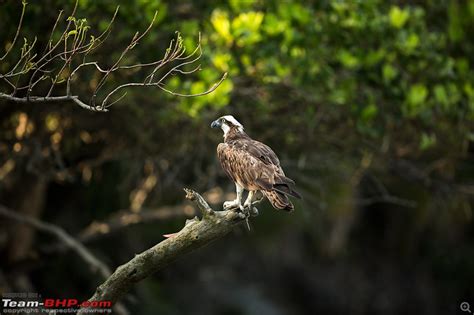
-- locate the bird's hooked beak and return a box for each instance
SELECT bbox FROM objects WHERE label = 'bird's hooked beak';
[210,119,221,129]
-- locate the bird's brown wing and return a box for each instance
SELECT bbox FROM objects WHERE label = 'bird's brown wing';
[231,139,280,166]
[217,142,274,191]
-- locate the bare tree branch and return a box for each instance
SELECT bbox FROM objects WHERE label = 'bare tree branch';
[157,72,228,98]
[77,189,248,314]
[0,204,111,278]
[0,205,132,315]
[0,93,105,111]
[0,2,227,111]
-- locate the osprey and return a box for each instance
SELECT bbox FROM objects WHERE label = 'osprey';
[211,115,301,211]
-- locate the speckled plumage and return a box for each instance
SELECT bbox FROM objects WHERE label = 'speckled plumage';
[217,125,301,211]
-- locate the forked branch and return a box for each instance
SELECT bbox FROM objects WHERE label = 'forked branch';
[77,189,248,314]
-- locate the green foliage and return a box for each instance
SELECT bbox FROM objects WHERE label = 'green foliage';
[389,6,409,29]
[2,0,473,152]
[136,0,470,137]
[405,84,429,117]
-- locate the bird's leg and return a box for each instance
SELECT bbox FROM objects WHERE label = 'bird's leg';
[252,192,265,206]
[244,191,261,217]
[223,183,244,210]
[243,191,255,209]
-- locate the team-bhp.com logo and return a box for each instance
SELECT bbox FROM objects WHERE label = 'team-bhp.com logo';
[2,293,112,313]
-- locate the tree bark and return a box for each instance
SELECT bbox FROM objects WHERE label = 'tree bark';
[77,189,246,314]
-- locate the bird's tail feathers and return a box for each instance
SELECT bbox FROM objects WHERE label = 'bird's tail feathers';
[263,190,294,211]
[279,176,295,186]
[274,175,302,199]
[273,183,302,199]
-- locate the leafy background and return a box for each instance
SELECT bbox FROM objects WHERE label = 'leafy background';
[0,0,473,314]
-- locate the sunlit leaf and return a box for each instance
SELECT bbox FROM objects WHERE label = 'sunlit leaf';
[408,84,428,106]
[405,84,429,116]
[263,13,287,36]
[338,50,359,69]
[211,9,233,46]
[389,6,409,29]
[231,11,264,46]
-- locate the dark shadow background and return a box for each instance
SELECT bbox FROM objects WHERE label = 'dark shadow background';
[0,1,473,314]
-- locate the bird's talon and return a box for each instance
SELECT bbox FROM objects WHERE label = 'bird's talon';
[237,212,246,219]
[249,207,259,217]
[230,206,241,213]
[240,206,251,219]
[223,200,240,210]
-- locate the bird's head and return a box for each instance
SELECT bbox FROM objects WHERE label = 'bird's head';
[211,115,244,136]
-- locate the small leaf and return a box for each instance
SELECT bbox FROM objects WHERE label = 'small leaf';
[211,9,233,45]
[338,50,359,69]
[408,84,428,106]
[389,6,409,29]
[404,84,429,117]
[383,64,397,82]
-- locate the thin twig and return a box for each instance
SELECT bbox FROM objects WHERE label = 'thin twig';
[0,0,27,61]
[157,72,228,98]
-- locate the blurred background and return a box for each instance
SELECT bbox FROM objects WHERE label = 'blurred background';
[1,0,473,314]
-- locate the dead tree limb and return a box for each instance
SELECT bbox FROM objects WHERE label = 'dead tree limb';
[77,189,247,314]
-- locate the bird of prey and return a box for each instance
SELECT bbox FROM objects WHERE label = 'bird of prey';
[211,115,301,212]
